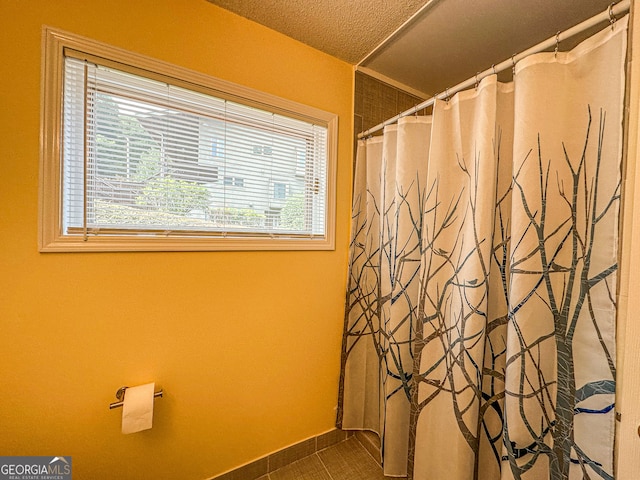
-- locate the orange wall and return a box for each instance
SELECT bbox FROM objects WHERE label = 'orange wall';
[0,1,353,479]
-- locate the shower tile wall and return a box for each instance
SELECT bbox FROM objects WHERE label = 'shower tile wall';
[353,71,425,168]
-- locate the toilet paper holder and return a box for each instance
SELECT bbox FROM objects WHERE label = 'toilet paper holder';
[109,386,164,409]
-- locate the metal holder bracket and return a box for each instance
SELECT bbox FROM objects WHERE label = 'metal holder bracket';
[109,386,163,410]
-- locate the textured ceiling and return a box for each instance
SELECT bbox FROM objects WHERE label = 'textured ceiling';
[205,0,434,64]
[206,0,622,97]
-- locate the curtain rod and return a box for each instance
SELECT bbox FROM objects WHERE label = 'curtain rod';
[358,0,631,139]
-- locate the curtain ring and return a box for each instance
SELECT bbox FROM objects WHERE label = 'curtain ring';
[445,87,450,103]
[554,31,560,58]
[609,3,617,29]
[475,72,480,90]
[511,54,517,77]
[491,64,497,75]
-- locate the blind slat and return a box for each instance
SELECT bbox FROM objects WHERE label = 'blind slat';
[63,57,328,237]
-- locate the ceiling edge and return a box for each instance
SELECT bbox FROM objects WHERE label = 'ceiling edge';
[357,0,443,66]
[356,66,431,99]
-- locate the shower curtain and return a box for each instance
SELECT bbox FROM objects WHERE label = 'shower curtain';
[338,16,627,480]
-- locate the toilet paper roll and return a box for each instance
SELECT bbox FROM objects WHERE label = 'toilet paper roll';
[122,382,155,434]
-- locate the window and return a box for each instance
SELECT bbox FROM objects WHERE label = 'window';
[224,176,244,188]
[40,28,337,252]
[252,145,273,156]
[274,183,288,200]
[211,139,222,158]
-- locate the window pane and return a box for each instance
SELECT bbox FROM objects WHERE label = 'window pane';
[63,58,329,237]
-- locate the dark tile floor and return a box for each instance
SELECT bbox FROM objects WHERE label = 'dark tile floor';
[257,436,390,480]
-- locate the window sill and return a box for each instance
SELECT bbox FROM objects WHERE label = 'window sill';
[39,233,335,252]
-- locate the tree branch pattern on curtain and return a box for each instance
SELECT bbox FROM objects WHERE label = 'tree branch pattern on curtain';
[338,17,627,480]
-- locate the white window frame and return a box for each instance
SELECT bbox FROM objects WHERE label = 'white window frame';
[39,27,338,252]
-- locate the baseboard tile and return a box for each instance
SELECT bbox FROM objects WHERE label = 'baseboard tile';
[208,428,352,480]
[354,430,381,465]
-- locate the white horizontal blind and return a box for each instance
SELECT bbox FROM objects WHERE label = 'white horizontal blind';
[62,56,328,238]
